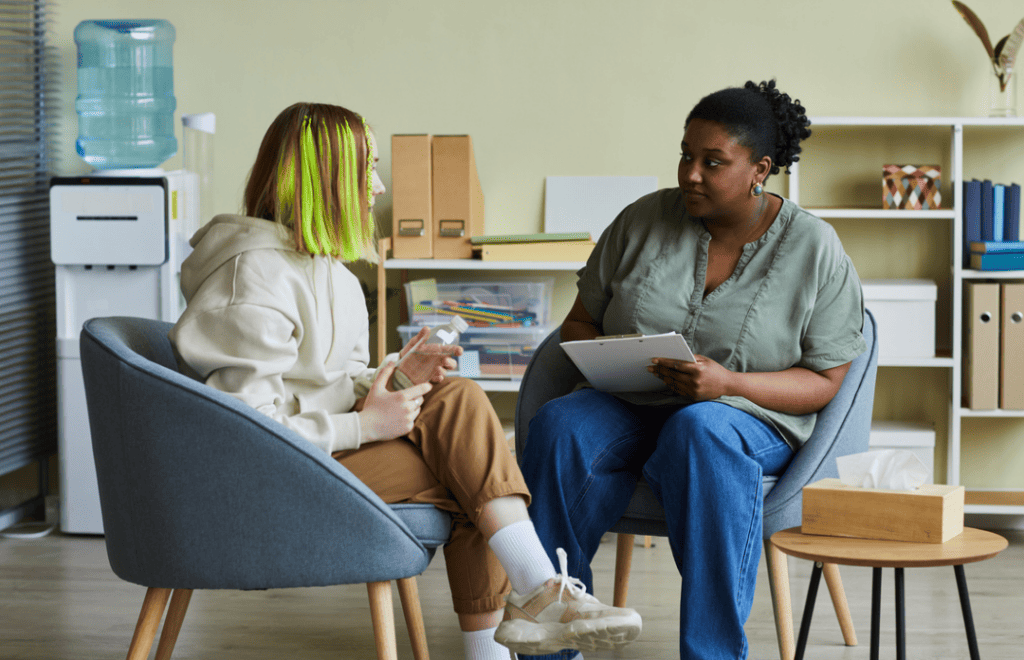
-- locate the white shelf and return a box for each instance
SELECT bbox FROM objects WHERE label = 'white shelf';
[878,356,954,368]
[959,408,1024,418]
[385,259,585,271]
[808,208,954,220]
[473,380,523,393]
[965,503,1024,515]
[962,269,1024,279]
[810,116,1024,127]
[791,116,1024,515]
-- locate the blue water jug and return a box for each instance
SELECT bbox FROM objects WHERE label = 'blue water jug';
[74,19,177,170]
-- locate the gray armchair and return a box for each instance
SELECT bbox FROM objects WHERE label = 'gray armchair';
[79,316,452,660]
[515,309,879,660]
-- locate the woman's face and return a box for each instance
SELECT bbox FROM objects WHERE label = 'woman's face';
[677,119,763,221]
[368,131,386,206]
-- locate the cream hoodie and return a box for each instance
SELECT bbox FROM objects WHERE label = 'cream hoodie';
[169,214,383,454]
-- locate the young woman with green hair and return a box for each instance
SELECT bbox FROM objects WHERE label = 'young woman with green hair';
[169,102,640,660]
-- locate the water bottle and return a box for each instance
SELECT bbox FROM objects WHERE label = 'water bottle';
[182,112,216,225]
[389,316,469,391]
[74,19,177,170]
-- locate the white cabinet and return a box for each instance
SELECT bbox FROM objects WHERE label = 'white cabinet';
[788,116,1024,516]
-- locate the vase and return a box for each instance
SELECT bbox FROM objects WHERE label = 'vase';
[989,66,1018,117]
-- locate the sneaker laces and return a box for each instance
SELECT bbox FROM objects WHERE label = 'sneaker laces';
[553,547,593,603]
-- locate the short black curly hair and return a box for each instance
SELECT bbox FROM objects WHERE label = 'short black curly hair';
[685,80,811,177]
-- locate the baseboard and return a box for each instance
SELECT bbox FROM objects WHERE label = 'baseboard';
[965,512,1024,531]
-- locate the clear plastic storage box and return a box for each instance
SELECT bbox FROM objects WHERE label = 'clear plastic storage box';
[404,278,554,329]
[398,324,551,379]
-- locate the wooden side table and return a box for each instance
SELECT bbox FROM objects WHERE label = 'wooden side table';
[771,526,1008,660]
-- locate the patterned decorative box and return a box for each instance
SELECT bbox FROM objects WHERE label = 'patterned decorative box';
[883,164,942,210]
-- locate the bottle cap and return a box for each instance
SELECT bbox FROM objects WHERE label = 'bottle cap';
[450,315,469,333]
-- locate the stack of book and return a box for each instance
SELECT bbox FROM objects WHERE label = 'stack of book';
[964,179,1022,270]
[470,231,595,262]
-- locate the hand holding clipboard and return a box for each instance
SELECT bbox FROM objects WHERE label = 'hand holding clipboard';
[560,332,695,392]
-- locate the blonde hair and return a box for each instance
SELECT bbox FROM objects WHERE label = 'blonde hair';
[243,103,378,262]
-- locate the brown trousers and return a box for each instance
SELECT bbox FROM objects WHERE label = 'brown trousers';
[333,377,529,614]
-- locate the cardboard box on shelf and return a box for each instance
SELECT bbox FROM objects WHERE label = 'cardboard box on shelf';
[862,279,937,359]
[432,135,484,259]
[802,478,964,544]
[391,134,433,259]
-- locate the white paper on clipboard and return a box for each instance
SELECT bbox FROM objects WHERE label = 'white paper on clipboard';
[560,332,696,392]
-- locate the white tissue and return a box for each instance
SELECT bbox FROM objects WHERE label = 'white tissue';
[836,449,929,491]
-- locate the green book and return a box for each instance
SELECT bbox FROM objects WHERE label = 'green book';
[469,231,592,245]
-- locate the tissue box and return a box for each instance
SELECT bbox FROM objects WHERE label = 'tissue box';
[801,478,964,543]
[883,164,942,210]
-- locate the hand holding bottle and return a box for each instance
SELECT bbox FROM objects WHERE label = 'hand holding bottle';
[389,317,467,390]
[358,361,433,443]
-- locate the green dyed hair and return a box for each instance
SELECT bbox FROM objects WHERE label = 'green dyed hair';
[244,103,378,262]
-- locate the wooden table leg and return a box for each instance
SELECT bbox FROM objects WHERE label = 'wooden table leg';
[954,564,982,660]
[793,561,822,660]
[870,567,882,660]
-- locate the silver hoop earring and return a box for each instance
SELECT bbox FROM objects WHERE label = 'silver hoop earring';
[752,182,764,197]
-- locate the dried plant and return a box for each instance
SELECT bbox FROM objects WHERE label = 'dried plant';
[952,1,1024,91]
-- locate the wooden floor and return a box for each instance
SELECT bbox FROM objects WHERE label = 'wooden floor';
[1,528,1022,659]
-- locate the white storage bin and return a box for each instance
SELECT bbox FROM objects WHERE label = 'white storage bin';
[404,278,554,328]
[869,421,936,484]
[862,279,937,359]
[399,324,550,380]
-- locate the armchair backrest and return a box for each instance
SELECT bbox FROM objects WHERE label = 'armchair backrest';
[80,316,431,590]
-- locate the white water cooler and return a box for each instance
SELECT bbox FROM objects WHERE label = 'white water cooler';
[50,171,197,534]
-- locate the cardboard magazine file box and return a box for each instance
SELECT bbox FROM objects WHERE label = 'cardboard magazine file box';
[432,135,484,259]
[391,134,433,258]
[801,478,965,544]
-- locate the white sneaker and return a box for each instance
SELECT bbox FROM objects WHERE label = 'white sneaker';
[493,548,641,655]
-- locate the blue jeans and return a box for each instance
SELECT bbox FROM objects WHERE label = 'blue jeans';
[518,389,794,660]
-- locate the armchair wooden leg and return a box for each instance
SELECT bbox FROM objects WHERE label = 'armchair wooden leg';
[614,533,635,608]
[764,540,795,660]
[126,587,172,660]
[397,577,430,660]
[367,581,399,660]
[153,589,192,660]
[822,562,857,646]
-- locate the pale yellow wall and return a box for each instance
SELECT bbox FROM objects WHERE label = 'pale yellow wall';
[48,0,1024,490]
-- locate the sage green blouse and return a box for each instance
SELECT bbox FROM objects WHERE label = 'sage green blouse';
[577,188,867,450]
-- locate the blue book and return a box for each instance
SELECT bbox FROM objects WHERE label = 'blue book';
[981,179,994,241]
[963,179,982,267]
[1006,183,1021,242]
[994,184,1006,241]
[970,251,1024,270]
[969,240,1024,253]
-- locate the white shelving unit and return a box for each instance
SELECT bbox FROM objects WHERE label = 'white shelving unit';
[789,116,1024,516]
[375,237,584,392]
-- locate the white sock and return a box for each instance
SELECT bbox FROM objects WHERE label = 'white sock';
[463,627,509,660]
[487,520,557,595]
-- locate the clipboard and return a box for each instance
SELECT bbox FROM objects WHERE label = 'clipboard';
[560,332,696,392]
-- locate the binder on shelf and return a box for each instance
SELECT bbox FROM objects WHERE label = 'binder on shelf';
[432,135,484,259]
[994,183,1006,241]
[391,134,434,259]
[964,282,999,410]
[963,179,982,267]
[970,252,1024,270]
[1000,283,1024,410]
[978,179,995,240]
[1006,183,1021,242]
[981,179,994,241]
[475,240,595,262]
